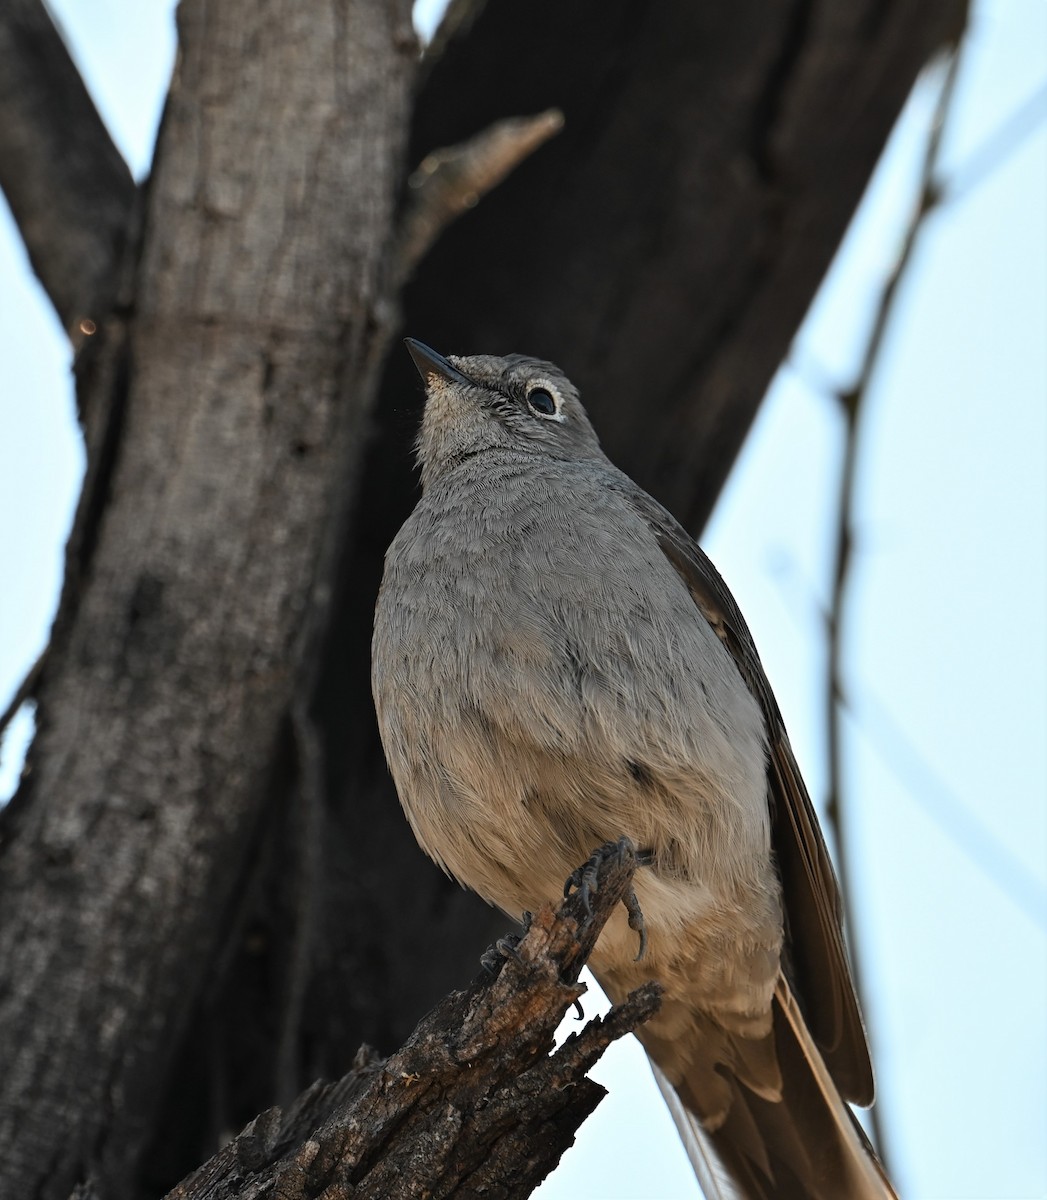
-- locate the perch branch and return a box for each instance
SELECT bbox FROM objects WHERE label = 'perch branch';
[163,843,660,1200]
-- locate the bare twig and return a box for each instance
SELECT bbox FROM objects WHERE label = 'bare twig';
[825,44,966,1168]
[396,109,564,279]
[164,845,660,1199]
[0,0,136,344]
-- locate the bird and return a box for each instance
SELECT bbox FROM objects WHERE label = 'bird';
[371,339,896,1200]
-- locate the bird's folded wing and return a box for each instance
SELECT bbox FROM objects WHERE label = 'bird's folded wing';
[611,476,873,1103]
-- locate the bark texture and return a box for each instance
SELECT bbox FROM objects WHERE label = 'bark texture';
[0,0,415,1195]
[161,848,658,1200]
[0,0,965,1196]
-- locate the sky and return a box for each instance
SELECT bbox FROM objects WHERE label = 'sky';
[1,3,1044,1198]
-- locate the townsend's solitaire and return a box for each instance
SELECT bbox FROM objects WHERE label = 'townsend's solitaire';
[371,341,895,1200]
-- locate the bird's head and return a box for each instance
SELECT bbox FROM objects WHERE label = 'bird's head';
[404,339,606,488]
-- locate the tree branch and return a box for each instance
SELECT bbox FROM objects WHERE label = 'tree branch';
[824,39,966,1172]
[0,0,136,343]
[396,108,564,281]
[163,844,659,1200]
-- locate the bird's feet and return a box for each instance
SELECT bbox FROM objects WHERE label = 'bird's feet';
[564,837,650,961]
[480,910,533,977]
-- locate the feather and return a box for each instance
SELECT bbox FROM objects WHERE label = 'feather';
[650,1058,743,1200]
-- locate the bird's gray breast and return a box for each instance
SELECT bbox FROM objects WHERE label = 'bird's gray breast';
[372,454,774,931]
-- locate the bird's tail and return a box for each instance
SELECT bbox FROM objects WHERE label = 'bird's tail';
[649,976,897,1200]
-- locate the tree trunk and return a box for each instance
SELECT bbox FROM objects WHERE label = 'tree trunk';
[0,1,965,1196]
[0,1,415,1194]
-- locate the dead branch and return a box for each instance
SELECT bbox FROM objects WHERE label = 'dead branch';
[397,109,564,280]
[162,845,660,1200]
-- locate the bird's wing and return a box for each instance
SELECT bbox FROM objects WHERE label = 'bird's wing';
[611,477,874,1104]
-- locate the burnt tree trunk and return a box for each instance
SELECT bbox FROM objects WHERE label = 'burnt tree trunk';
[0,1,965,1197]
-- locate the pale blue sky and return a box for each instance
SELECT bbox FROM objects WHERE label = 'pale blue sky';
[1,3,1044,1198]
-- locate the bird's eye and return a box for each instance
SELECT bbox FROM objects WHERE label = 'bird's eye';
[527,388,558,418]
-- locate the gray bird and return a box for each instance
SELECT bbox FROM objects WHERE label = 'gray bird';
[372,340,896,1200]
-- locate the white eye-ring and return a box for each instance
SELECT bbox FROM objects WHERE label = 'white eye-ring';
[526,383,565,422]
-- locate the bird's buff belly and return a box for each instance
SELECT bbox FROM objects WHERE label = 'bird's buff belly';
[395,724,783,1021]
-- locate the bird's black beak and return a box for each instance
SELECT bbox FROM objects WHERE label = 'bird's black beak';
[404,338,472,388]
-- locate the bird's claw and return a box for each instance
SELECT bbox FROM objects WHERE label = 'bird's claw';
[623,883,648,962]
[480,911,533,977]
[564,837,649,961]
[480,932,521,976]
